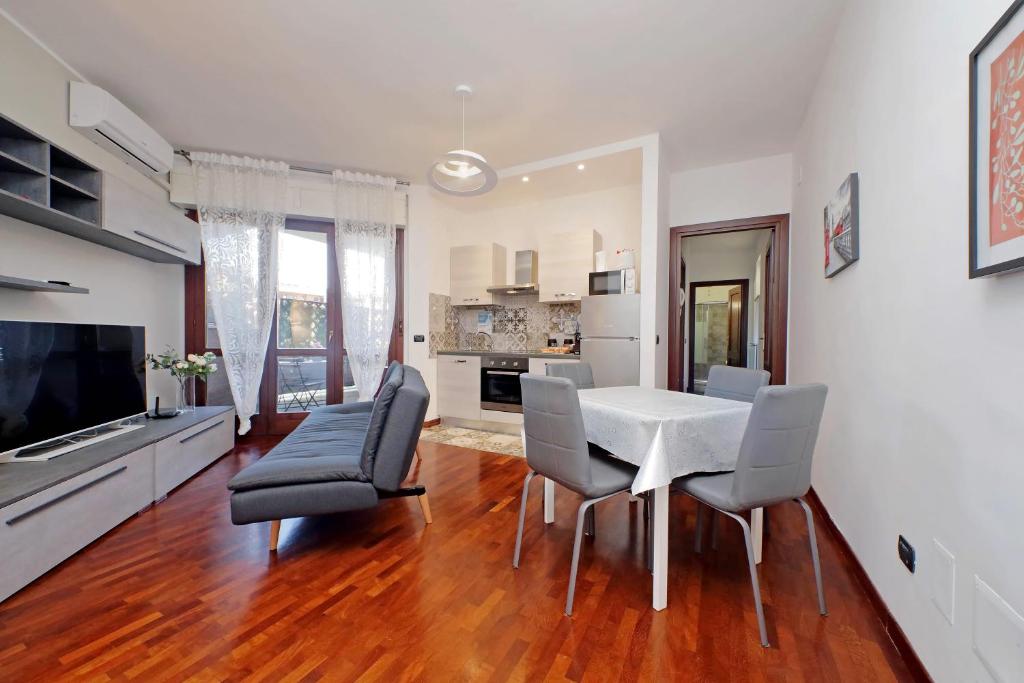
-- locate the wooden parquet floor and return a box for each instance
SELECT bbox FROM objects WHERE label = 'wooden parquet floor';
[0,438,915,682]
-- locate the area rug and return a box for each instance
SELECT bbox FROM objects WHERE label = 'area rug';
[420,425,524,457]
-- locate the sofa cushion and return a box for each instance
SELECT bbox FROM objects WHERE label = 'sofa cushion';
[372,366,429,491]
[226,410,372,492]
[360,362,404,476]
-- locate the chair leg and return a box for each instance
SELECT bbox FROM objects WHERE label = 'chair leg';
[566,499,596,616]
[585,506,596,537]
[694,503,704,553]
[269,520,281,552]
[512,471,536,568]
[417,492,433,525]
[796,498,828,615]
[723,510,769,647]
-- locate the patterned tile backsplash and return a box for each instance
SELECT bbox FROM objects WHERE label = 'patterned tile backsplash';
[428,292,580,357]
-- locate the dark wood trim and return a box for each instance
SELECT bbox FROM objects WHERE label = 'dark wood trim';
[806,488,933,683]
[423,418,440,428]
[668,214,789,390]
[685,279,748,393]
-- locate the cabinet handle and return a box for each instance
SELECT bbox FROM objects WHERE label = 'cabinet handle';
[5,466,128,526]
[134,230,186,254]
[180,419,225,444]
[454,359,468,364]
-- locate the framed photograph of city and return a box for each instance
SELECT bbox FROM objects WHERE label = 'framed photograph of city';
[970,0,1024,277]
[824,173,859,278]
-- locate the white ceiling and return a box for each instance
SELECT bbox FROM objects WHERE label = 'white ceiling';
[440,148,641,212]
[1,0,844,181]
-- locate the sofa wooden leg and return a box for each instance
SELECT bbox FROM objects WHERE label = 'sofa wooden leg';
[418,493,433,524]
[269,520,281,551]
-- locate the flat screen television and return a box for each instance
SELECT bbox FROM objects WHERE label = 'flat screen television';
[0,321,146,458]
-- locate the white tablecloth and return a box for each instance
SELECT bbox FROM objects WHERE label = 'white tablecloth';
[577,386,751,495]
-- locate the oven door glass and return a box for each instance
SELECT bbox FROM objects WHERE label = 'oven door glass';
[589,270,623,295]
[481,369,524,412]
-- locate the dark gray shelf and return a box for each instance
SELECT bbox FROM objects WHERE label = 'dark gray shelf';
[0,150,46,175]
[0,112,102,230]
[0,186,100,232]
[0,274,88,293]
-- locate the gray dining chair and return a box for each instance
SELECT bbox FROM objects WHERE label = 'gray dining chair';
[514,374,639,616]
[545,361,596,390]
[698,365,772,548]
[673,383,828,647]
[705,365,770,402]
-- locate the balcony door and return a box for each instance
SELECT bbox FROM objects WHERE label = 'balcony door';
[186,216,404,436]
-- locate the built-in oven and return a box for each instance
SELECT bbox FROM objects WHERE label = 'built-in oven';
[588,268,636,295]
[480,356,528,413]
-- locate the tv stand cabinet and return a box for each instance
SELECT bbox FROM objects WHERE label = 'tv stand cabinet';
[0,406,235,602]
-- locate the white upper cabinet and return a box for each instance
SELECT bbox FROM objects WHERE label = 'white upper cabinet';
[102,173,201,264]
[538,229,601,303]
[450,243,506,306]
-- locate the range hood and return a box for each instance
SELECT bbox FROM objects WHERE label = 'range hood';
[487,250,538,295]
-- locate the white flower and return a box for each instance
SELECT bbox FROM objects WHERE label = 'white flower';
[196,358,206,366]
[187,354,199,363]
[209,364,218,373]
[175,362,187,369]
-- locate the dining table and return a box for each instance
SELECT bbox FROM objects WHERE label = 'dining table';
[540,385,760,612]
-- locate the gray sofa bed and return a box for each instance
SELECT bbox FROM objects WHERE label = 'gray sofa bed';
[227,362,431,551]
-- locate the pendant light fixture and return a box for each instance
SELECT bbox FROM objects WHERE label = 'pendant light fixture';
[428,85,498,196]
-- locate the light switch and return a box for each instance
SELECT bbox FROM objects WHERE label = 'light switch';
[930,539,955,625]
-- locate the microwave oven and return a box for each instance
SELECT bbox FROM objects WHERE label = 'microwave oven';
[588,268,636,295]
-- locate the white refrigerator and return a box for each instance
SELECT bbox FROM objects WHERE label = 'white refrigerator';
[580,294,640,387]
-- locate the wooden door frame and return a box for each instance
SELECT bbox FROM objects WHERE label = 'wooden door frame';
[686,278,748,393]
[668,214,789,390]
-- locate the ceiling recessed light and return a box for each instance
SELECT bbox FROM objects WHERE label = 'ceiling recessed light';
[522,176,530,182]
[577,163,586,171]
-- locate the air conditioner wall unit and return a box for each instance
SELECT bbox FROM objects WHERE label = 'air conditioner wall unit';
[69,82,174,175]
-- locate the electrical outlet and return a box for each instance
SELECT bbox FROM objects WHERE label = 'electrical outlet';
[898,535,915,573]
[413,334,425,343]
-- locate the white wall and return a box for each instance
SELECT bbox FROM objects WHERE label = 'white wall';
[0,15,182,404]
[404,184,455,421]
[790,2,1024,681]
[669,153,793,227]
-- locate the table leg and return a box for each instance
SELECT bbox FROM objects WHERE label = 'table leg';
[543,478,555,524]
[652,485,669,610]
[751,507,764,564]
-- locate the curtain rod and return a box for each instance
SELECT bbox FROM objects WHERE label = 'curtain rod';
[175,150,411,186]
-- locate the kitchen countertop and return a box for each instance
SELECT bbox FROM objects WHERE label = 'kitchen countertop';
[437,350,580,360]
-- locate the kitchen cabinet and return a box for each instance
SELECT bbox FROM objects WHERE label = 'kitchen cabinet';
[437,355,481,421]
[528,356,581,376]
[538,229,600,303]
[450,243,506,306]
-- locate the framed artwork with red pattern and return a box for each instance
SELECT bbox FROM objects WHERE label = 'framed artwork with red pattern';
[970,0,1024,277]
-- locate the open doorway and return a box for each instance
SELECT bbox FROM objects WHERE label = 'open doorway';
[668,215,789,392]
[687,280,748,393]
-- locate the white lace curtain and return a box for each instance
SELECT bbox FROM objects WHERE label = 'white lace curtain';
[192,153,289,434]
[332,171,397,401]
